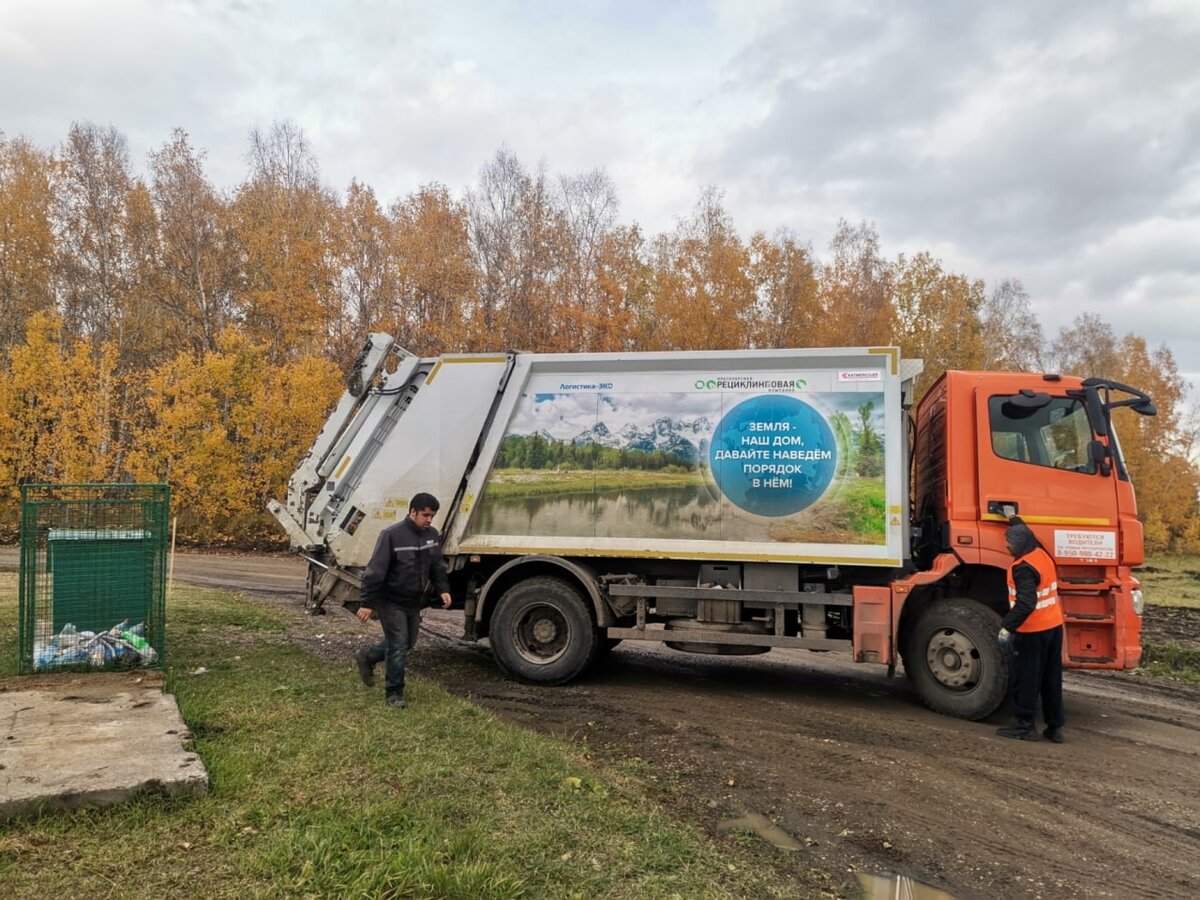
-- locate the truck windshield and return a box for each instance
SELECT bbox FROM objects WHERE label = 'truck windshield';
[988,395,1096,474]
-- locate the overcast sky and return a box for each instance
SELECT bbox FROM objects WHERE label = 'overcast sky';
[3,0,1197,393]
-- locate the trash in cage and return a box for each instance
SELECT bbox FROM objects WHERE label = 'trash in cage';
[33,618,160,670]
[19,483,169,674]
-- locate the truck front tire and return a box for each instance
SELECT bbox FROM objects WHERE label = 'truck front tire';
[905,598,1010,720]
[491,576,599,685]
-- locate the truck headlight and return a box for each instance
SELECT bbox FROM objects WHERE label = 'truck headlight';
[1131,589,1144,615]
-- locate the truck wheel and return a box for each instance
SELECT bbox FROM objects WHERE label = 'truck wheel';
[905,598,1010,720]
[491,577,598,685]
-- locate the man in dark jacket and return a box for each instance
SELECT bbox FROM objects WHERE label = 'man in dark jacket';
[354,492,452,708]
[996,517,1066,742]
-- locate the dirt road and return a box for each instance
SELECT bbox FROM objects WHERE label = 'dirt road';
[11,549,1200,898]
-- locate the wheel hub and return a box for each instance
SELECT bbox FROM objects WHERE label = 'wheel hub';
[926,628,981,689]
[531,617,558,643]
[513,604,570,664]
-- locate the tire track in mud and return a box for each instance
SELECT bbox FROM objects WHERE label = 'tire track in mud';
[419,640,1200,899]
[946,752,1200,899]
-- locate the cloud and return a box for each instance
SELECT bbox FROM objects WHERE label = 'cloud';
[705,0,1200,384]
[1,0,1197,388]
[713,2,1200,246]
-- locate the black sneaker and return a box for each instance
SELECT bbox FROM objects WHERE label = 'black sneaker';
[1043,727,1065,744]
[386,694,407,709]
[996,723,1040,741]
[354,649,376,687]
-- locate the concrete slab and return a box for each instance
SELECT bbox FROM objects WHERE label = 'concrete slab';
[0,671,208,820]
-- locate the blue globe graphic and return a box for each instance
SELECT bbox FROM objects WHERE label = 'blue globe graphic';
[709,395,837,516]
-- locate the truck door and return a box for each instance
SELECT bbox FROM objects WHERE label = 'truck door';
[974,388,1119,558]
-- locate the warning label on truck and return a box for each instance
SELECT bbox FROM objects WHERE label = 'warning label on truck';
[1054,529,1117,561]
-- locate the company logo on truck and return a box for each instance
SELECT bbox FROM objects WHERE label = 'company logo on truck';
[559,382,614,391]
[695,376,807,391]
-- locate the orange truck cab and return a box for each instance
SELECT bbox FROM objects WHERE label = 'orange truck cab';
[892,370,1153,717]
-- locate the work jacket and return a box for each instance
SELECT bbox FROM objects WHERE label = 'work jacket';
[1005,546,1063,633]
[360,517,451,610]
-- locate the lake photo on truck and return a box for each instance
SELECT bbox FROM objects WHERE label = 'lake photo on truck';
[475,476,887,544]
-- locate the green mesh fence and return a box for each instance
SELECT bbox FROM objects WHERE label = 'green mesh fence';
[18,484,170,674]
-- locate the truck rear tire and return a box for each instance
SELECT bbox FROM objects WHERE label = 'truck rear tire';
[905,598,1010,720]
[491,577,599,685]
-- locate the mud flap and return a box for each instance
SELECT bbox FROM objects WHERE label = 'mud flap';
[852,585,892,665]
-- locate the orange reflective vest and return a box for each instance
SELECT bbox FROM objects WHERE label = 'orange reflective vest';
[1007,546,1063,633]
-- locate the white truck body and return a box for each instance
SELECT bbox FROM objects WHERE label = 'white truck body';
[269,335,943,709]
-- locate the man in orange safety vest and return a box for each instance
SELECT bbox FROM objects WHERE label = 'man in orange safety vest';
[996,517,1066,742]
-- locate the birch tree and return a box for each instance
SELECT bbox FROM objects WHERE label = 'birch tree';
[0,135,55,363]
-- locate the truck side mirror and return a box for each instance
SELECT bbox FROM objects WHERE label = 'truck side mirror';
[1089,440,1112,476]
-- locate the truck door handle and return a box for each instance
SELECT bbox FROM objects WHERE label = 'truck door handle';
[987,500,1018,518]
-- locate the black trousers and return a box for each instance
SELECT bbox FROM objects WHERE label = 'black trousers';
[1011,626,1065,728]
[364,603,422,697]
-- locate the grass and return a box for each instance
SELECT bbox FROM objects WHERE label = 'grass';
[1137,554,1200,609]
[1138,642,1200,684]
[479,467,701,500]
[767,478,885,545]
[833,478,886,541]
[0,573,820,898]
[1126,555,1200,682]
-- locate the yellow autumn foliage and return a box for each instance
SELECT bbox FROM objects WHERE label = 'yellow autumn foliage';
[0,312,121,490]
[124,330,341,544]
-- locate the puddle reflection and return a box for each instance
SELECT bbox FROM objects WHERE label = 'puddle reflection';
[715,811,802,851]
[857,871,956,899]
[717,811,956,898]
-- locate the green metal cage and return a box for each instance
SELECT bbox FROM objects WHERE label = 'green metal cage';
[18,484,170,674]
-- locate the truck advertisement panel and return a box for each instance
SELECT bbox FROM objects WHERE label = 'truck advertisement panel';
[471,368,889,549]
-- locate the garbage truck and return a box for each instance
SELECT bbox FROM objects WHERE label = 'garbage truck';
[268,334,1155,720]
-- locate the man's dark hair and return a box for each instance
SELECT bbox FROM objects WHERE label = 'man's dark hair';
[410,492,440,513]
